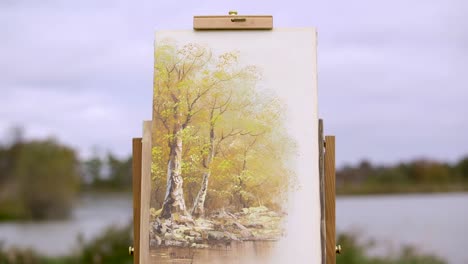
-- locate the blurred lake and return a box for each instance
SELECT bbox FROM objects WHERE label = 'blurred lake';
[0,193,466,264]
[337,193,468,264]
[0,194,132,256]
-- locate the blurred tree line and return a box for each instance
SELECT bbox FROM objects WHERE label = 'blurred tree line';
[0,139,79,220]
[337,157,468,194]
[0,132,132,221]
[81,152,132,192]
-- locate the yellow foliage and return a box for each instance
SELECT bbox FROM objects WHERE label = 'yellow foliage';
[151,39,296,213]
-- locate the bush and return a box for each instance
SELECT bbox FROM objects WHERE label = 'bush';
[336,233,446,264]
[77,224,133,264]
[0,224,133,264]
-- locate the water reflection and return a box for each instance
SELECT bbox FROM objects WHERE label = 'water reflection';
[151,241,277,264]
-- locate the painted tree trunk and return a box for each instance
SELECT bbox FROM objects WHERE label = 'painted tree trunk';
[191,171,211,217]
[161,128,190,219]
[191,126,216,218]
[237,151,249,209]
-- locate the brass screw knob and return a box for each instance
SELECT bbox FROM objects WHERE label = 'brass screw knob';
[229,10,238,16]
[336,244,342,254]
[129,246,134,256]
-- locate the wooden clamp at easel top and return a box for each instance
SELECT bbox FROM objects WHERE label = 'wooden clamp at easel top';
[194,11,273,30]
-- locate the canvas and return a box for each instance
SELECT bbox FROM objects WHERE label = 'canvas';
[144,28,321,264]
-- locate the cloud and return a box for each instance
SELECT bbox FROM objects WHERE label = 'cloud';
[0,0,467,164]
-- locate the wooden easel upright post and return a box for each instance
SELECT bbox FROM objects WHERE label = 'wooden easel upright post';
[323,124,337,264]
[129,12,339,264]
[130,138,142,263]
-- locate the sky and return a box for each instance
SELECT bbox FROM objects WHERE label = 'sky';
[0,0,467,166]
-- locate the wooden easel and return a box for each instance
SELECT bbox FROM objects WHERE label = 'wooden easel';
[129,12,338,264]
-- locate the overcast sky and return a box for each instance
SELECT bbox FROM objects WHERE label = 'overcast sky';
[0,0,466,166]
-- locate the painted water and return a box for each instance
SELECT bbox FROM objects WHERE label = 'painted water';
[150,241,276,264]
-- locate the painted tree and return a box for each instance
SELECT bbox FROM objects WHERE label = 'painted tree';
[153,41,210,219]
[153,41,260,219]
[153,40,296,220]
[190,76,295,215]
[190,83,255,217]
[204,93,296,212]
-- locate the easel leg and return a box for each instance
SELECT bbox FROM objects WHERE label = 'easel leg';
[132,138,142,264]
[319,120,326,264]
[325,136,336,264]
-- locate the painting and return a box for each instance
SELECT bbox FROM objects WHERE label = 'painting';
[145,28,321,263]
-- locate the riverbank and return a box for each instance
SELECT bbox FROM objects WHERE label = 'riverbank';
[336,157,468,196]
[337,183,468,195]
[150,206,284,249]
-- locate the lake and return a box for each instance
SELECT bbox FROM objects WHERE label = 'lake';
[337,193,468,264]
[0,193,466,263]
[0,194,132,256]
